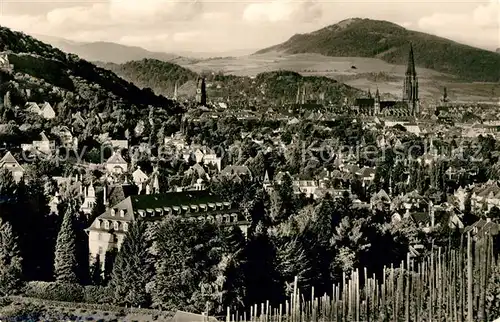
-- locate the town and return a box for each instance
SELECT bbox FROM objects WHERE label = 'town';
[0,17,499,322]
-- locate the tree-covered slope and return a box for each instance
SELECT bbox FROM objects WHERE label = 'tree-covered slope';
[97,59,198,97]
[0,25,181,114]
[256,18,500,82]
[98,58,361,106]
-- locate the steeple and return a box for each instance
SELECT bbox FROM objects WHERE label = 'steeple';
[406,43,416,76]
[301,86,306,105]
[403,43,420,117]
[195,77,207,106]
[295,85,300,104]
[173,82,178,101]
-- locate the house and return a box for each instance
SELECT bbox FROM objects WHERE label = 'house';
[194,147,222,171]
[86,191,249,266]
[52,126,77,150]
[164,133,187,151]
[294,180,319,198]
[0,52,13,72]
[109,140,129,150]
[80,182,96,215]
[132,167,149,188]
[21,131,56,155]
[105,151,128,174]
[464,218,499,239]
[0,151,24,182]
[25,102,42,115]
[370,189,391,210]
[220,165,253,180]
[40,102,56,119]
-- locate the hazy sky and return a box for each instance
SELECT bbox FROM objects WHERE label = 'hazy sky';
[0,0,498,53]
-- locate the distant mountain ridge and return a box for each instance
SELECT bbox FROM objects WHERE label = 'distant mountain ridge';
[33,34,255,63]
[256,18,500,82]
[32,34,189,64]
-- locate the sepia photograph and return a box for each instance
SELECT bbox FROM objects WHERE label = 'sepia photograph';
[0,0,499,320]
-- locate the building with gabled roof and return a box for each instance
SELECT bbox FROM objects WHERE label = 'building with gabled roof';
[21,131,56,155]
[25,102,42,115]
[86,190,249,266]
[0,151,24,182]
[105,151,128,174]
[40,102,56,119]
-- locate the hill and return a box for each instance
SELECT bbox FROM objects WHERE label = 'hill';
[0,25,180,114]
[32,34,187,64]
[97,59,198,97]
[256,18,500,82]
[98,59,361,106]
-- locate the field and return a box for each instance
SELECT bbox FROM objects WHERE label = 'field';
[179,53,500,103]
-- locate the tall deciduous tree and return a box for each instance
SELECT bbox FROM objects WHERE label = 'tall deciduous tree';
[109,220,152,307]
[54,201,78,283]
[0,217,23,295]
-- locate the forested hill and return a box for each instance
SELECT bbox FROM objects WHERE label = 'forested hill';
[97,59,198,98]
[0,25,181,114]
[98,59,361,106]
[256,18,500,82]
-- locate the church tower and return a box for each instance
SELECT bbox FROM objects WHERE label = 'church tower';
[403,43,420,117]
[195,77,207,106]
[374,87,381,115]
[173,82,178,101]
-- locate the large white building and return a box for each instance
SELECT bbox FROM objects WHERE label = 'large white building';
[86,191,249,267]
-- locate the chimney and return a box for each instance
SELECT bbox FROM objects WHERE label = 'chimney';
[146,184,151,195]
[79,184,83,195]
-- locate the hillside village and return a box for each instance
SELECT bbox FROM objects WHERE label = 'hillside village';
[0,24,498,321]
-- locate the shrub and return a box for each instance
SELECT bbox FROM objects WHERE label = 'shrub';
[24,281,84,302]
[0,302,43,321]
[83,285,113,304]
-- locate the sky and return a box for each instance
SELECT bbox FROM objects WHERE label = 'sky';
[0,0,498,53]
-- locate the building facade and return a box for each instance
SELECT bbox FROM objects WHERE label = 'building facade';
[86,191,250,266]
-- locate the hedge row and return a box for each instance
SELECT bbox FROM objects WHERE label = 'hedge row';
[14,282,173,317]
[23,281,112,304]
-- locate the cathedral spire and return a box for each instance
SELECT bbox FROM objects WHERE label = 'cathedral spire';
[406,43,416,76]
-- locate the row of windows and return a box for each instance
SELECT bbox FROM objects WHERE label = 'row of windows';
[95,220,128,231]
[136,202,232,218]
[179,213,240,224]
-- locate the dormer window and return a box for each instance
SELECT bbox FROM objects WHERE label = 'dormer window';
[113,221,119,230]
[120,209,125,217]
[104,221,110,229]
[95,220,101,229]
[110,209,116,216]
[138,210,145,218]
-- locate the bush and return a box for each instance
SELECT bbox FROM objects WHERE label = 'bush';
[24,281,83,302]
[83,285,113,304]
[0,302,43,321]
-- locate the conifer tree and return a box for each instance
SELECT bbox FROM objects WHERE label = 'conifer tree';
[109,220,152,307]
[0,217,23,295]
[89,255,102,286]
[54,201,78,283]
